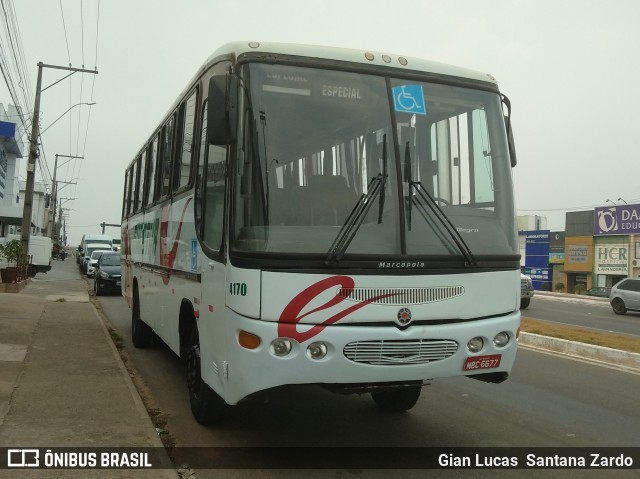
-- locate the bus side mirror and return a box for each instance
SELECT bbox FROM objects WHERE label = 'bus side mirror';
[501,94,517,167]
[505,117,517,167]
[208,73,238,145]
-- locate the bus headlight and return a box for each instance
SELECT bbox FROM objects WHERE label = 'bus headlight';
[270,338,292,357]
[493,332,510,347]
[306,342,327,360]
[467,337,484,353]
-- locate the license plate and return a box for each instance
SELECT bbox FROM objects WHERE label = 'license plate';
[116,281,121,287]
[463,354,502,371]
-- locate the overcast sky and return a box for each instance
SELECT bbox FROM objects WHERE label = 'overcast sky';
[2,0,639,245]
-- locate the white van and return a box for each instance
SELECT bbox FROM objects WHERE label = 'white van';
[0,234,52,277]
[78,234,113,264]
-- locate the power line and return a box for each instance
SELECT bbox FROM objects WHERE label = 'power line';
[518,197,640,213]
[58,0,71,66]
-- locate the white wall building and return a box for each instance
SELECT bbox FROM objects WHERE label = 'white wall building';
[0,104,25,236]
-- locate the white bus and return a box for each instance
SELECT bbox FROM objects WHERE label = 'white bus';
[122,41,521,424]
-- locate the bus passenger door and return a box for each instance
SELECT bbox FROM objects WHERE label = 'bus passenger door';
[194,114,229,393]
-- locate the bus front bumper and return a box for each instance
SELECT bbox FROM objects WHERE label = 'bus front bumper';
[200,310,521,405]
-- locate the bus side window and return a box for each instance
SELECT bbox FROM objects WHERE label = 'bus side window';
[122,168,131,218]
[158,115,175,199]
[146,136,159,206]
[174,89,198,192]
[131,156,140,214]
[138,150,147,208]
[196,99,225,252]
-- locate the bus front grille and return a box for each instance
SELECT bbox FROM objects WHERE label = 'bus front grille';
[343,339,458,365]
[337,286,464,305]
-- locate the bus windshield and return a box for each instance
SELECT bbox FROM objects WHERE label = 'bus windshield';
[230,62,517,264]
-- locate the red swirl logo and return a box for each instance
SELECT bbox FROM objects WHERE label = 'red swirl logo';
[278,276,397,343]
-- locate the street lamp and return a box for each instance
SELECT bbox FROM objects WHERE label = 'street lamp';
[40,102,96,135]
[617,197,628,204]
[605,199,617,206]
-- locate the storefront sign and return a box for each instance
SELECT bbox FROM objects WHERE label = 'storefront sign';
[595,244,629,274]
[567,245,588,264]
[594,204,640,235]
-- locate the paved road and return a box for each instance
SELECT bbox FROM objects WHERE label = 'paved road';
[523,294,640,339]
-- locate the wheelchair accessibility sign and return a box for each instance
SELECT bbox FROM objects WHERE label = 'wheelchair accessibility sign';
[392,85,427,115]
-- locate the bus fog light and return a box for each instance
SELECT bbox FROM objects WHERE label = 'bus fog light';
[467,337,484,353]
[306,342,327,360]
[493,332,510,347]
[270,338,292,357]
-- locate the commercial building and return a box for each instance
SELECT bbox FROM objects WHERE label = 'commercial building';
[519,205,640,293]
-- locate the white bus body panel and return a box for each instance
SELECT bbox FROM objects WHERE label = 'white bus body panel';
[197,269,520,405]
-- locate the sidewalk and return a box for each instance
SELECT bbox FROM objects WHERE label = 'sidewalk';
[0,256,178,478]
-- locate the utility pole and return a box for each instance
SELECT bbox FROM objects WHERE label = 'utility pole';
[51,180,77,240]
[50,153,83,240]
[20,62,98,254]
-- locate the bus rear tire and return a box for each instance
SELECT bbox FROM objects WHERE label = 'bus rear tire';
[186,325,228,425]
[131,288,153,348]
[371,385,422,412]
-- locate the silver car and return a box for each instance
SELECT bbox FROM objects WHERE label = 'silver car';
[609,278,640,315]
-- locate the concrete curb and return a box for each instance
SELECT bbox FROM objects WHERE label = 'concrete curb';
[519,332,640,374]
[89,298,181,478]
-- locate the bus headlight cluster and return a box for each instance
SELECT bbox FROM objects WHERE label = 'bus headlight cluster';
[268,338,329,360]
[306,342,327,360]
[269,338,292,357]
[467,337,484,353]
[493,332,510,347]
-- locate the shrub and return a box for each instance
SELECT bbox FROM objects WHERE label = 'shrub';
[0,239,24,266]
[573,284,587,295]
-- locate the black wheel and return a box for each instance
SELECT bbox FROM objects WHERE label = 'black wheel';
[29,266,37,278]
[520,298,530,309]
[131,287,153,347]
[371,385,422,412]
[611,298,627,315]
[186,325,228,425]
[94,278,102,296]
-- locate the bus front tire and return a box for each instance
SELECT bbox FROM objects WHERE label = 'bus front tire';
[520,298,530,309]
[131,289,153,348]
[371,385,422,412]
[186,325,228,425]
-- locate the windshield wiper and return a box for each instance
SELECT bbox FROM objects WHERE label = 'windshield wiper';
[409,182,477,266]
[404,142,477,267]
[325,136,388,265]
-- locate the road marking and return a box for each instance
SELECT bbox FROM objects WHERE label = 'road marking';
[0,344,27,362]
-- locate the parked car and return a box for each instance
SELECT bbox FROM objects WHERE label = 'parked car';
[93,252,121,296]
[86,250,110,278]
[520,273,534,309]
[80,243,112,274]
[585,286,611,298]
[609,278,640,315]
